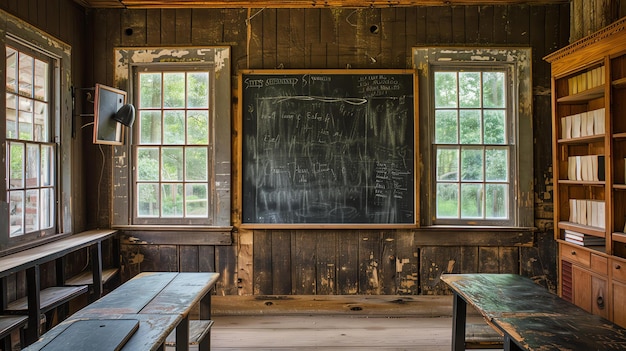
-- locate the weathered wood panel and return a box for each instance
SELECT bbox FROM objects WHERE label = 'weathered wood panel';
[252,230,272,294]
[98,4,574,296]
[0,2,569,296]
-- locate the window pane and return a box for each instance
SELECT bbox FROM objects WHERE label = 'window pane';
[459,72,481,108]
[134,66,213,221]
[162,147,183,181]
[34,101,48,142]
[486,148,508,181]
[34,59,48,101]
[483,71,505,108]
[6,94,17,138]
[437,183,458,218]
[25,189,39,232]
[137,147,160,181]
[435,110,457,144]
[9,191,24,237]
[19,97,33,140]
[459,110,481,144]
[137,183,159,217]
[461,183,483,218]
[40,188,54,229]
[6,47,17,93]
[186,147,207,181]
[163,110,185,144]
[41,145,54,186]
[139,110,162,144]
[6,43,56,236]
[186,184,208,217]
[18,52,33,97]
[26,144,40,188]
[436,148,459,181]
[486,183,508,219]
[484,110,506,144]
[187,72,209,108]
[187,111,209,144]
[162,183,183,217]
[163,72,185,108]
[461,148,483,181]
[139,73,162,108]
[9,142,24,189]
[434,72,457,108]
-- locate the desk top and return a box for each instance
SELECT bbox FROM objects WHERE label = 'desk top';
[24,313,182,351]
[441,273,587,319]
[0,229,117,278]
[74,272,219,316]
[442,274,626,351]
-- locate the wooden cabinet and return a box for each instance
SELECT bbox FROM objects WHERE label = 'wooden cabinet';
[546,18,626,325]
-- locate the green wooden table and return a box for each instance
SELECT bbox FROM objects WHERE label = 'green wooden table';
[441,273,626,351]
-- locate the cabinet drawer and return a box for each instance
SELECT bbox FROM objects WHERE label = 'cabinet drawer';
[612,258,626,283]
[591,254,608,275]
[561,243,590,267]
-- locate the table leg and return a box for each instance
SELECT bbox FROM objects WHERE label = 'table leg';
[504,335,524,351]
[451,292,467,351]
[176,316,189,351]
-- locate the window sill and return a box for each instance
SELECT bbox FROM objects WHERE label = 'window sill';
[115,225,233,246]
[415,226,536,247]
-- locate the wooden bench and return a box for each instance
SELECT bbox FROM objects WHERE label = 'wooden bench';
[0,315,28,350]
[0,229,118,346]
[442,273,626,351]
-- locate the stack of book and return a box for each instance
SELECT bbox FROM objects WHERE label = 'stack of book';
[567,66,605,95]
[560,108,605,139]
[568,199,605,229]
[564,230,605,247]
[567,155,605,181]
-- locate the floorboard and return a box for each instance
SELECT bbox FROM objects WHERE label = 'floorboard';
[172,295,503,351]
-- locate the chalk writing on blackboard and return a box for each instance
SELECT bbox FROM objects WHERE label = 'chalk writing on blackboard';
[241,71,415,226]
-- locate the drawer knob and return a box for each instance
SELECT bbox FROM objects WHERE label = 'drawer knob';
[571,251,576,255]
[616,264,622,270]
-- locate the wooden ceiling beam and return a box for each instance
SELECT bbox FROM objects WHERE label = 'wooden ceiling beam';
[75,0,569,9]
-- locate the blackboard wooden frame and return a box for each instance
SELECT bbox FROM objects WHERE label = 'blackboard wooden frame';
[239,69,419,229]
[93,83,126,145]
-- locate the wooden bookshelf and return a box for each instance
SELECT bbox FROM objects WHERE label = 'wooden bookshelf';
[545,17,626,328]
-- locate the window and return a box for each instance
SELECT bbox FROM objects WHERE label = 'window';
[5,43,55,237]
[414,48,533,227]
[134,68,212,222]
[112,47,231,229]
[1,11,72,253]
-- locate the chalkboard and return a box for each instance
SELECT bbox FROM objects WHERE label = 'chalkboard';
[240,70,416,226]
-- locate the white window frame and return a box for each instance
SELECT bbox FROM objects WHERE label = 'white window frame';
[112,47,231,230]
[1,10,72,254]
[414,47,533,228]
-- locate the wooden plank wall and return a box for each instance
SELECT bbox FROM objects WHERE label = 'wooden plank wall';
[90,4,572,296]
[0,0,94,303]
[0,1,580,296]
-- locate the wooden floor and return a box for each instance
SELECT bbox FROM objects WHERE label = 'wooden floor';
[179,295,503,351]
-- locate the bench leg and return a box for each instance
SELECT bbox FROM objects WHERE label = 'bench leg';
[451,292,467,351]
[2,335,11,351]
[198,329,210,351]
[176,317,189,351]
